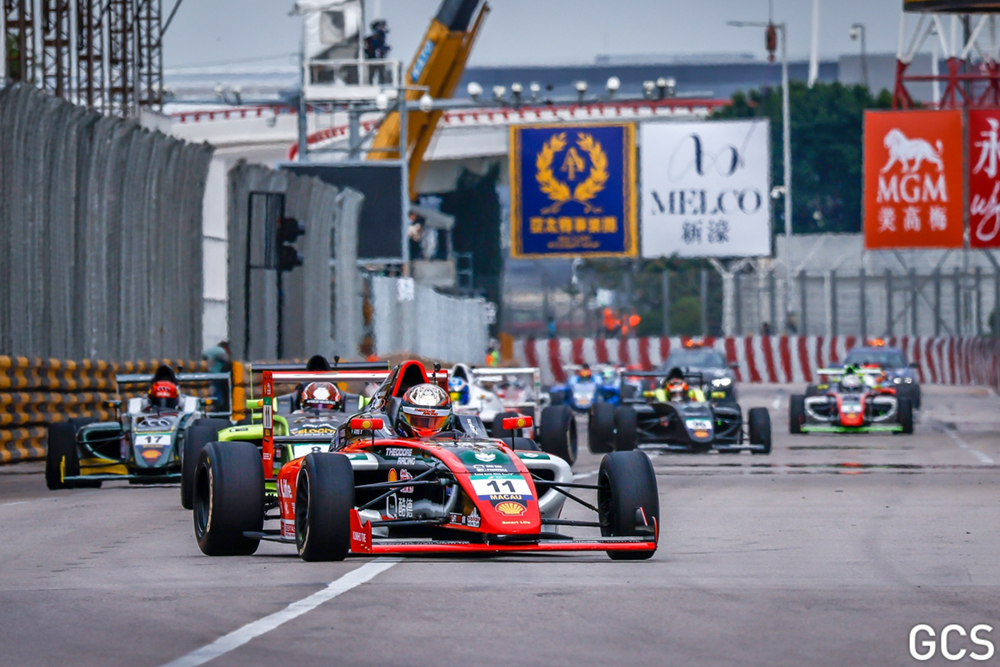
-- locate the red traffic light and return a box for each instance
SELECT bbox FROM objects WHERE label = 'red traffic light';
[502,415,533,430]
[350,417,383,430]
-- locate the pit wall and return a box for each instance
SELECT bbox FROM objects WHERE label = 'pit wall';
[514,336,1000,389]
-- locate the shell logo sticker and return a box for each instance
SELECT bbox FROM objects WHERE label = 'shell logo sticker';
[388,469,398,483]
[139,448,162,461]
[693,430,710,439]
[495,501,527,516]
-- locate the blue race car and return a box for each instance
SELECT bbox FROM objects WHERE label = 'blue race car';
[549,365,641,412]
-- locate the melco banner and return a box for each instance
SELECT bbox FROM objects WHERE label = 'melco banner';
[863,109,963,249]
[640,119,771,258]
[969,109,1000,248]
[509,123,638,259]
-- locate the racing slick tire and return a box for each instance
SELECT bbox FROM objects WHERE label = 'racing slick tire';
[539,405,578,464]
[748,408,772,455]
[897,397,914,435]
[789,395,806,435]
[181,418,230,509]
[510,437,540,451]
[613,406,638,452]
[588,403,616,454]
[491,411,522,439]
[46,418,101,490]
[296,453,354,562]
[194,441,263,556]
[548,391,565,406]
[598,451,659,560]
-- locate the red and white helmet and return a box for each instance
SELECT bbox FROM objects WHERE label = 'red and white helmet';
[149,381,179,409]
[399,383,451,438]
[300,382,343,411]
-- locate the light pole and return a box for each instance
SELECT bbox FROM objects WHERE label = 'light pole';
[850,23,869,90]
[729,19,793,330]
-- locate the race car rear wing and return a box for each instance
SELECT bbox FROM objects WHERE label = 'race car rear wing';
[260,369,392,479]
[114,372,233,417]
[816,367,884,377]
[471,367,542,414]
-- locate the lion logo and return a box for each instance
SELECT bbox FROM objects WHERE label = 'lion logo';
[536,132,609,214]
[881,129,944,173]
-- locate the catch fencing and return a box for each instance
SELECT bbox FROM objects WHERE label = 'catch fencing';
[0,84,213,360]
[515,336,1000,389]
[227,162,365,361]
[371,277,490,364]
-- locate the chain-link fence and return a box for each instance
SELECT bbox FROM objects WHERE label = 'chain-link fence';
[371,276,489,363]
[0,83,213,359]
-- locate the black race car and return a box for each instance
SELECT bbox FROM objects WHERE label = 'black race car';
[659,344,739,403]
[586,369,771,454]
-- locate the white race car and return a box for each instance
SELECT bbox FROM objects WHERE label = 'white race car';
[449,364,544,439]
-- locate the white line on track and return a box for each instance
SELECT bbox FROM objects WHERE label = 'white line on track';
[945,430,995,465]
[1,501,29,507]
[159,557,401,667]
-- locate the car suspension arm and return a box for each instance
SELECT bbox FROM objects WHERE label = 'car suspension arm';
[531,474,599,513]
[358,465,448,512]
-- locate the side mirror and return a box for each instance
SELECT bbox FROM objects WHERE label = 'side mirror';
[104,398,122,410]
[350,417,383,431]
[502,416,533,430]
[246,399,266,411]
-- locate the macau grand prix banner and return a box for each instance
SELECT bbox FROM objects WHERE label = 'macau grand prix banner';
[639,119,772,258]
[509,123,638,259]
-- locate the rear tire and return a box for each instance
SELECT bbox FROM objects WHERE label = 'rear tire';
[598,451,659,560]
[491,411,521,439]
[181,418,229,510]
[539,405,577,464]
[789,395,806,435]
[613,406,638,452]
[748,407,772,455]
[193,442,263,556]
[898,397,914,435]
[588,403,616,454]
[296,453,354,562]
[46,421,80,490]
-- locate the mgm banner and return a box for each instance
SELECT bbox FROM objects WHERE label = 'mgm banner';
[509,123,638,259]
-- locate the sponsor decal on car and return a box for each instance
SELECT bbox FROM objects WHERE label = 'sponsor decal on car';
[383,447,413,457]
[139,447,163,461]
[474,451,497,462]
[693,430,710,439]
[399,468,414,494]
[290,425,336,436]
[470,475,534,503]
[467,507,481,528]
[495,501,527,516]
[291,444,328,459]
[386,494,413,519]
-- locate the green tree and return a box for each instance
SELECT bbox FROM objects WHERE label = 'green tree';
[713,81,893,235]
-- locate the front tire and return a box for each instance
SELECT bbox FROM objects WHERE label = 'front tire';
[588,403,616,454]
[613,406,638,452]
[789,395,806,435]
[181,418,229,509]
[748,407,772,455]
[598,451,659,560]
[539,405,577,464]
[194,442,263,556]
[898,397,914,435]
[296,453,354,562]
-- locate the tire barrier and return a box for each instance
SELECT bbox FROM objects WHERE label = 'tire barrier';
[514,336,1000,389]
[0,357,210,464]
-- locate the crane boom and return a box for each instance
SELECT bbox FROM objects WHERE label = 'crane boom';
[369,0,489,200]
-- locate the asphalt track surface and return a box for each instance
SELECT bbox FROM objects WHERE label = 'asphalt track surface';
[2,384,999,666]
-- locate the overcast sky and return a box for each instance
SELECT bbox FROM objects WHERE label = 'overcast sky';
[164,0,905,70]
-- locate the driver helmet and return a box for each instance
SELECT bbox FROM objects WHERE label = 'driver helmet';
[399,383,451,438]
[665,378,689,402]
[149,381,180,409]
[577,364,592,380]
[448,377,470,405]
[300,382,343,411]
[841,374,863,391]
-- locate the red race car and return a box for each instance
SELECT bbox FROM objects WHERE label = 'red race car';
[192,361,659,561]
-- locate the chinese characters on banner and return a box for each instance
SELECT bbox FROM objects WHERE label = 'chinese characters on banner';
[863,110,964,249]
[640,119,771,258]
[969,109,1000,248]
[508,123,638,259]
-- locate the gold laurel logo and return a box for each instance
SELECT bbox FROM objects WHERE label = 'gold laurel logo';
[535,132,609,214]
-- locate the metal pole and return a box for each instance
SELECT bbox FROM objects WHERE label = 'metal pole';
[734,270,742,336]
[277,269,284,358]
[808,0,820,87]
[830,269,838,336]
[781,24,793,330]
[886,269,894,336]
[954,267,962,336]
[297,43,308,162]
[861,25,869,90]
[975,266,983,335]
[700,268,709,336]
[399,91,410,269]
[799,270,808,335]
[662,270,671,337]
[859,267,867,339]
[768,269,777,334]
[348,105,361,161]
[934,267,942,337]
[909,268,918,335]
[995,265,1000,337]
[244,196,254,359]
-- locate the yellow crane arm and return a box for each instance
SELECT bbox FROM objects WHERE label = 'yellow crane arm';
[369,0,489,200]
